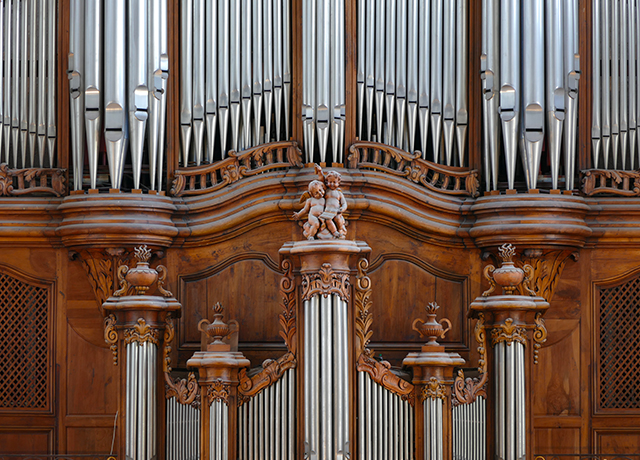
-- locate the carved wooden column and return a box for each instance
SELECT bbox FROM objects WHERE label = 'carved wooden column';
[403,303,465,460]
[469,244,549,460]
[279,239,371,460]
[102,245,181,460]
[187,303,250,460]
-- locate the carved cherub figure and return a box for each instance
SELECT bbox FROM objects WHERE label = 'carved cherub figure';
[316,165,347,239]
[292,179,326,240]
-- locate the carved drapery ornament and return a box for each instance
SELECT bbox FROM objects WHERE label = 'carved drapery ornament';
[453,313,489,406]
[238,352,297,406]
[165,372,200,409]
[124,318,161,345]
[354,258,373,358]
[491,318,527,347]
[533,312,548,364]
[357,353,415,405]
[421,377,446,402]
[301,263,350,302]
[103,314,118,365]
[279,259,297,354]
[207,379,231,406]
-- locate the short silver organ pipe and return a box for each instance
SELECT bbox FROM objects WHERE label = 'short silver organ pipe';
[238,368,295,460]
[452,397,486,460]
[165,392,200,460]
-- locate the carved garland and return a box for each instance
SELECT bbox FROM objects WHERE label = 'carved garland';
[238,352,297,406]
[301,263,351,302]
[452,313,488,406]
[124,318,161,345]
[421,377,447,402]
[207,379,231,406]
[354,258,373,358]
[103,314,118,365]
[279,259,297,355]
[491,318,527,347]
[533,312,548,365]
[356,353,415,405]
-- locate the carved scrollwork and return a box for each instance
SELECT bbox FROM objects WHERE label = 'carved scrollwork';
[207,379,231,406]
[279,259,297,354]
[491,318,527,347]
[533,312,548,365]
[301,263,350,302]
[0,163,67,196]
[103,314,118,365]
[452,370,488,406]
[475,313,487,375]
[124,318,161,345]
[421,377,446,402]
[357,353,415,405]
[238,352,297,405]
[156,265,173,297]
[165,371,200,409]
[354,258,374,358]
[481,265,496,297]
[163,315,175,373]
[522,264,537,296]
[581,168,640,196]
[112,264,130,297]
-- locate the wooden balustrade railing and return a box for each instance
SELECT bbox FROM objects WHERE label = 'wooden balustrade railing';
[581,169,640,196]
[0,163,66,197]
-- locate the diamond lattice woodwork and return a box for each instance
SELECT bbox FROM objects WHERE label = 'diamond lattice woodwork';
[0,272,50,410]
[598,276,640,410]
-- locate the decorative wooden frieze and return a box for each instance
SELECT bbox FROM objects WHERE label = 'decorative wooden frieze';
[533,312,548,365]
[301,262,351,302]
[357,353,415,405]
[103,314,118,365]
[170,140,303,197]
[354,257,373,358]
[0,163,66,196]
[421,377,447,402]
[124,318,161,345]
[518,248,579,302]
[491,318,528,347]
[207,379,231,406]
[165,372,200,409]
[279,259,297,355]
[581,168,640,196]
[238,352,297,406]
[347,140,480,197]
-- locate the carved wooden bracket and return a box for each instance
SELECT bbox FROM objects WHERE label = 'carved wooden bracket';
[237,352,297,406]
[519,249,580,302]
[421,377,447,402]
[207,379,231,406]
[279,259,297,355]
[356,353,415,406]
[70,248,129,310]
[301,263,350,302]
[491,318,528,347]
[103,314,118,365]
[165,371,200,409]
[354,258,373,358]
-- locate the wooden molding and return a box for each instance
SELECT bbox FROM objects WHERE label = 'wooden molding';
[356,353,415,405]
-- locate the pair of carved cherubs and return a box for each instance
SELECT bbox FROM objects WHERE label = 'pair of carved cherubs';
[293,165,347,240]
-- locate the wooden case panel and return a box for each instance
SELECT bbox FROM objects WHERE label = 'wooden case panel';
[0,428,52,453]
[534,427,581,455]
[65,426,118,453]
[595,429,640,454]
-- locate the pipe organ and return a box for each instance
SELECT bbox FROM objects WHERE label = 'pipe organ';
[166,395,200,460]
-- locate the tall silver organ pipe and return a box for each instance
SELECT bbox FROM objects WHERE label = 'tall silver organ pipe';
[68,0,85,189]
[0,0,56,169]
[303,0,345,163]
[165,394,200,460]
[303,295,350,459]
[358,371,414,459]
[84,0,102,189]
[452,397,486,460]
[238,368,295,460]
[357,0,467,166]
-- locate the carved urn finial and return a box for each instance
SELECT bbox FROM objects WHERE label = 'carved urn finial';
[412,302,452,346]
[492,243,525,295]
[199,302,230,345]
[125,245,159,295]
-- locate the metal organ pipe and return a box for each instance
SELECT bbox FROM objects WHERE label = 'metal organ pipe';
[68,0,84,187]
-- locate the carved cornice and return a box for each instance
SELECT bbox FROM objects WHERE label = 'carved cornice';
[301,263,350,302]
[238,352,297,406]
[421,377,447,402]
[491,318,528,347]
[357,353,415,405]
[533,312,548,365]
[207,379,231,406]
[103,314,118,366]
[354,258,373,358]
[0,163,66,196]
[518,249,580,302]
[165,371,200,409]
[124,318,161,345]
[279,259,297,355]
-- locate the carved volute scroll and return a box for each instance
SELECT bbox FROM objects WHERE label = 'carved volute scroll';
[356,353,415,405]
[533,312,548,364]
[103,314,118,365]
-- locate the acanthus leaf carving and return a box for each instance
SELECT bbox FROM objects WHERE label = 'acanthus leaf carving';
[237,352,297,405]
[356,353,415,406]
[421,377,447,402]
[301,263,350,302]
[207,379,231,406]
[279,259,297,354]
[73,248,130,310]
[124,318,161,345]
[163,315,175,373]
[519,249,580,302]
[165,371,200,409]
[491,318,528,347]
[452,370,488,407]
[354,258,374,358]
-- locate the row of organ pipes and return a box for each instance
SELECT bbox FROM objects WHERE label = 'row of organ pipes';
[180,0,292,167]
[592,0,640,171]
[482,0,580,191]
[0,0,56,170]
[356,0,469,169]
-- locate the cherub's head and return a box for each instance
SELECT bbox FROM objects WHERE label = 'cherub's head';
[325,170,341,190]
[309,180,325,199]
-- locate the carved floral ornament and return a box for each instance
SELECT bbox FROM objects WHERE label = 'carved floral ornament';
[279,258,297,355]
[165,372,200,409]
[490,318,528,347]
[207,379,231,406]
[354,257,373,357]
[124,318,161,345]
[421,377,446,402]
[301,263,351,302]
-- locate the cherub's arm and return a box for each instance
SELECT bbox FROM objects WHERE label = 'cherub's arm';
[338,191,347,213]
[314,164,325,183]
[293,198,311,220]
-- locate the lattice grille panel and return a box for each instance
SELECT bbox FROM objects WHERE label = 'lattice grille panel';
[599,276,640,409]
[0,272,50,410]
